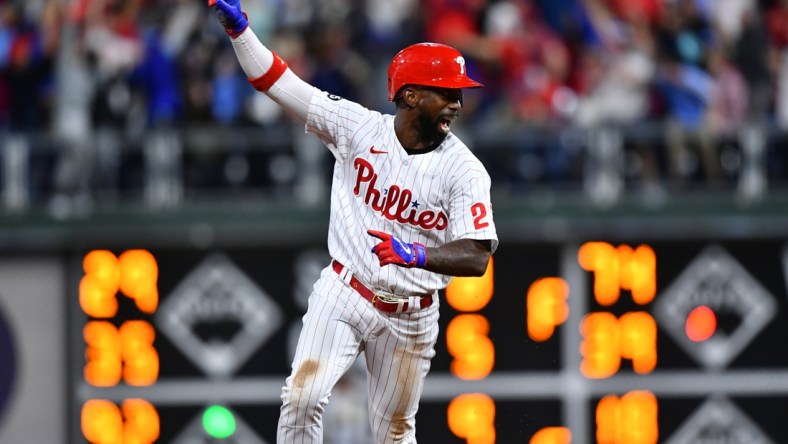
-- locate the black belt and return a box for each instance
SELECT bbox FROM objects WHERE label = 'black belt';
[332,260,433,313]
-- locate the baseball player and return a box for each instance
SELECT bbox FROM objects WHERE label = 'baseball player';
[209,1,499,442]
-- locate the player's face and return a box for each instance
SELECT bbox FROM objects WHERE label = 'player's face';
[413,86,463,136]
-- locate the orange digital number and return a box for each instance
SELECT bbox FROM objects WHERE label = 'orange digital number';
[447,393,496,444]
[445,257,494,312]
[120,320,160,386]
[526,277,569,341]
[84,320,159,387]
[80,249,160,443]
[80,250,159,319]
[617,244,657,305]
[578,242,656,305]
[596,391,658,444]
[84,321,122,387]
[530,427,571,444]
[81,399,160,444]
[446,314,495,380]
[445,257,496,439]
[580,312,621,378]
[619,312,657,374]
[118,250,159,314]
[445,257,495,380]
[580,312,657,378]
[121,399,160,444]
[80,251,122,318]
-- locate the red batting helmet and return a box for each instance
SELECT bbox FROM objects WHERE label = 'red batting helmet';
[387,42,483,102]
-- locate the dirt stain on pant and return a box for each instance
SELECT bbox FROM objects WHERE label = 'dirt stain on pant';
[386,345,422,440]
[293,359,320,389]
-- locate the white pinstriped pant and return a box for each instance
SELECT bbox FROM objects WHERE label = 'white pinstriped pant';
[277,264,440,443]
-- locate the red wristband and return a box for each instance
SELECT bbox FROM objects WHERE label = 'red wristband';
[249,51,288,92]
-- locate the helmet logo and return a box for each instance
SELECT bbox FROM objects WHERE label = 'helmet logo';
[455,56,466,75]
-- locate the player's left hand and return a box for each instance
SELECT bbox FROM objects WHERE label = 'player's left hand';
[368,230,427,268]
[209,0,249,38]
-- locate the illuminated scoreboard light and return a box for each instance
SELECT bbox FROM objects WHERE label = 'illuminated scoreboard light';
[433,242,660,444]
[576,242,657,379]
[78,249,161,443]
[444,259,496,443]
[69,240,788,443]
[422,240,788,444]
[445,257,495,381]
[72,249,296,443]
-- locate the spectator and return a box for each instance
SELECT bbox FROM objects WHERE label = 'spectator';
[731,7,772,121]
[0,2,57,132]
[484,0,575,125]
[607,0,662,25]
[210,46,250,125]
[704,45,748,143]
[709,0,755,46]
[301,21,371,104]
[132,27,182,128]
[2,0,787,207]
[766,0,788,129]
[655,48,717,187]
[572,0,656,128]
[420,0,493,120]
[83,0,144,130]
[654,0,713,70]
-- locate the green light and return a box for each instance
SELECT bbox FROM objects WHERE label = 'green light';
[202,405,236,439]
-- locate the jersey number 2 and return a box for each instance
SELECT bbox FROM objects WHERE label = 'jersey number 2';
[471,203,490,229]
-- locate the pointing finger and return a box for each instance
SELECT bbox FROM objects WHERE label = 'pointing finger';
[367,230,390,242]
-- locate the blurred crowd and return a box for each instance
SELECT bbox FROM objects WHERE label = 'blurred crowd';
[1,0,787,204]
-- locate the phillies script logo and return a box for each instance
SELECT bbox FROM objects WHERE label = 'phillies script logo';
[354,158,448,230]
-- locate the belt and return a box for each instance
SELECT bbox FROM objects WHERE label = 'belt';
[332,260,433,314]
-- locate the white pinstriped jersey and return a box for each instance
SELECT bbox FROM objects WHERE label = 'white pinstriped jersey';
[305,90,498,297]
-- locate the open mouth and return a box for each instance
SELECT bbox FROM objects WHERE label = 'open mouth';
[439,115,457,134]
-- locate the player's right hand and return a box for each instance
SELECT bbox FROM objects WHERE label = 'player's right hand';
[368,230,428,269]
[209,0,249,38]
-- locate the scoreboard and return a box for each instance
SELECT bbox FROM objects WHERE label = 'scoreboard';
[69,238,788,443]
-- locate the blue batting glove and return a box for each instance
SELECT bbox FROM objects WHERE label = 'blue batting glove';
[368,230,427,268]
[209,0,249,38]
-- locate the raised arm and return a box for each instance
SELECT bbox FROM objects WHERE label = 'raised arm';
[209,0,315,122]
